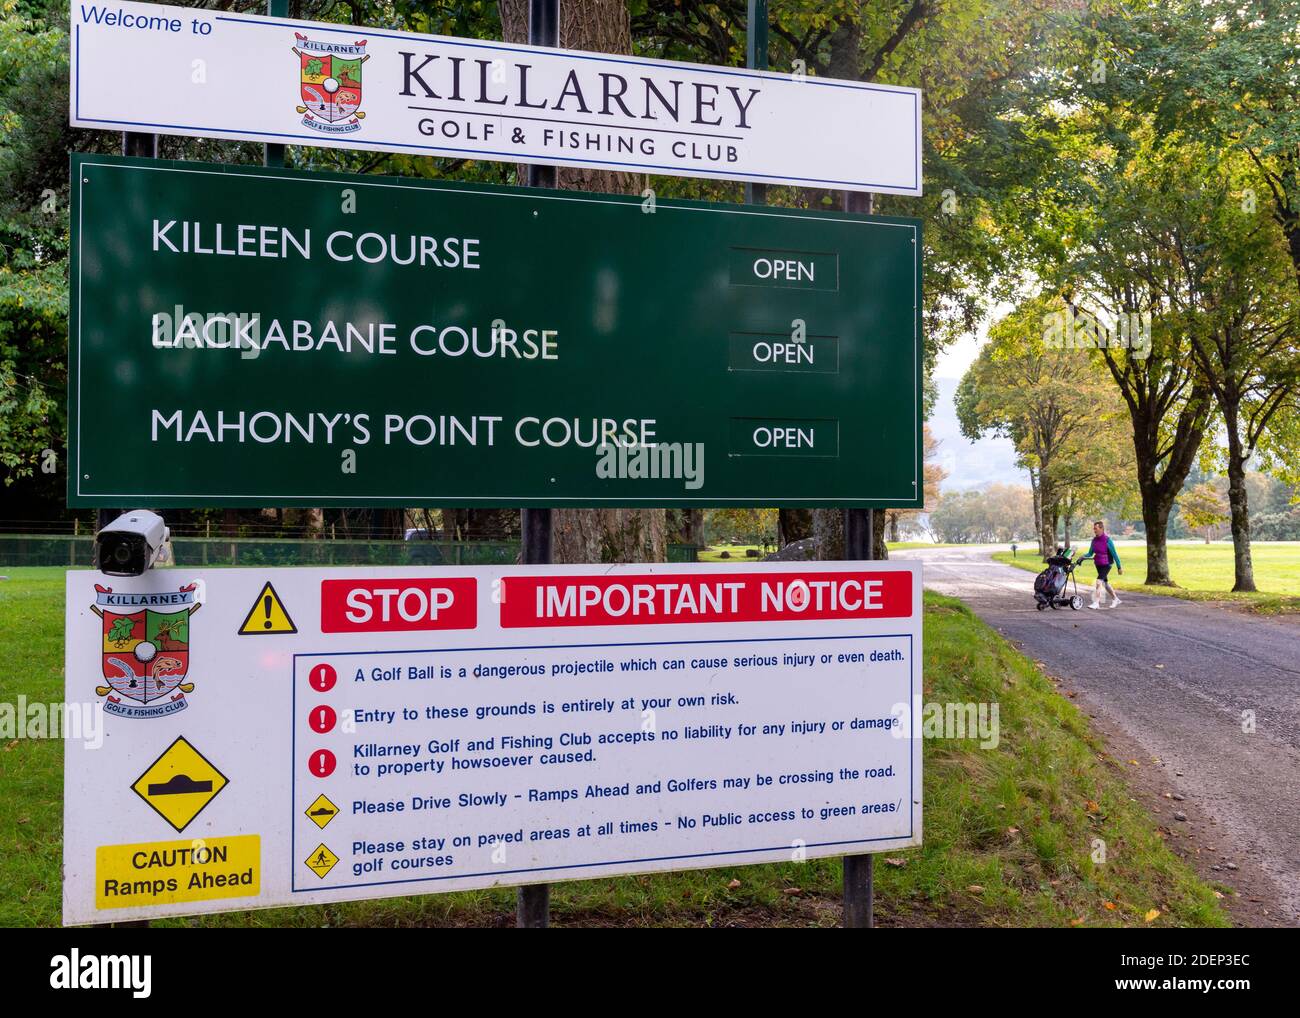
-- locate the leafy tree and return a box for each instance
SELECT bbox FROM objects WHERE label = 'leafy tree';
[1105,0,1300,298]
[1050,128,1216,584]
[1178,482,1229,544]
[1156,152,1300,591]
[957,296,1134,554]
[929,483,1035,544]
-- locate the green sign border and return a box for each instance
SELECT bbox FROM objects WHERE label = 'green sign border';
[68,153,923,509]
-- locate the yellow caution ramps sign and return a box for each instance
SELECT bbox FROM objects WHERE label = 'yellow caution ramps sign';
[95,835,259,910]
[131,736,229,834]
[238,581,298,635]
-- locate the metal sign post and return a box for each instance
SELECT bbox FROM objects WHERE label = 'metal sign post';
[516,0,560,931]
[744,0,768,207]
[842,507,874,928]
[843,183,876,928]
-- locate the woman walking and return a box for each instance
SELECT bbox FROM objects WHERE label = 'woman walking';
[1077,520,1123,609]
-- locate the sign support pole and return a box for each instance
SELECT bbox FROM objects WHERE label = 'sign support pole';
[743,0,768,205]
[842,187,874,927]
[515,0,559,930]
[117,128,156,539]
[265,0,287,167]
[842,506,875,928]
[113,107,159,942]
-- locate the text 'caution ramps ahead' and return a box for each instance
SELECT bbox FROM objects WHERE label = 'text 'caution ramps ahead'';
[63,562,922,924]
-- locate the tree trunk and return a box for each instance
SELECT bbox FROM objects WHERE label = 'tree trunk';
[687,509,704,548]
[1029,469,1042,554]
[1038,474,1057,555]
[1141,496,1174,585]
[811,509,887,560]
[811,509,844,560]
[553,508,666,563]
[873,509,888,559]
[1224,410,1256,592]
[499,0,664,566]
[778,508,812,547]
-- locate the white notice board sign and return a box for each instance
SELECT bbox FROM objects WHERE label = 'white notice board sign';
[63,562,922,924]
[68,1,922,194]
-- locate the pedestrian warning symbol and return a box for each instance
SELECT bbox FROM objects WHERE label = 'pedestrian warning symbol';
[305,843,339,879]
[305,793,339,830]
[238,581,297,635]
[131,735,229,833]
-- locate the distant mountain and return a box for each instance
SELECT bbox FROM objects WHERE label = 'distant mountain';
[928,377,1025,491]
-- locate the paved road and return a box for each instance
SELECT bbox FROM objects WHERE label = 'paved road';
[894,545,1300,924]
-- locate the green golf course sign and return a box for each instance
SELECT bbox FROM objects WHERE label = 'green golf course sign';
[68,153,922,508]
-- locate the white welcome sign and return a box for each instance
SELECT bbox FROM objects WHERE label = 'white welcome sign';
[69,2,922,194]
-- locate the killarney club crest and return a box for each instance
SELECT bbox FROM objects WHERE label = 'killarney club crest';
[92,583,201,719]
[294,33,368,135]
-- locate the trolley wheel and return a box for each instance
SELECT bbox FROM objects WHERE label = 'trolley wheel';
[1036,601,1047,611]
[1070,595,1083,611]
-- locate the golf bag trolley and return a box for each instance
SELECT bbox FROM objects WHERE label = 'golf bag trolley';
[1033,547,1084,611]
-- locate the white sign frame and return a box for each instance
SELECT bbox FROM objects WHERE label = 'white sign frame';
[64,562,922,924]
[69,2,923,194]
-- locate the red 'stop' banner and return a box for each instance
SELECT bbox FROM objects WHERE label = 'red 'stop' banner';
[321,577,477,632]
[499,571,912,628]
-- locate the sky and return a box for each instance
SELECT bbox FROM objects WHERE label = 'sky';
[928,327,1025,492]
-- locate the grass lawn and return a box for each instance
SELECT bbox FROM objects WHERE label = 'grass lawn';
[0,566,1227,927]
[994,541,1300,614]
[698,542,957,562]
[697,544,770,562]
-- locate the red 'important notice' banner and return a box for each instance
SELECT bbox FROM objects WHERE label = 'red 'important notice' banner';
[499,570,912,628]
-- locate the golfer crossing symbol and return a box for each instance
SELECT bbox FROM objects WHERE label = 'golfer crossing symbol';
[305,843,339,878]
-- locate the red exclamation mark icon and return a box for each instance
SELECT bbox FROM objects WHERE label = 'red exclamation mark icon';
[309,749,336,777]
[309,704,337,734]
[309,663,337,692]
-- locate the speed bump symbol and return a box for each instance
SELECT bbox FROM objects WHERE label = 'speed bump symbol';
[130,735,229,834]
[305,793,339,830]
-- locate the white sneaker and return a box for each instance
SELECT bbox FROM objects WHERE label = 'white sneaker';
[1088,603,1101,610]
[1109,597,1122,609]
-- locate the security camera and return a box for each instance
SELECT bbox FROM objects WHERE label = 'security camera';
[95,510,169,577]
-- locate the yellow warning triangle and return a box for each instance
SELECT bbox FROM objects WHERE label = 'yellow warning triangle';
[238,581,298,635]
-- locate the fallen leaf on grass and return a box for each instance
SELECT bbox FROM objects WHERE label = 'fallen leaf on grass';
[1104,901,1117,910]
[1144,908,1161,922]
[967,885,984,894]
[782,887,802,896]
[1085,800,1101,813]
[883,857,907,868]
[1070,917,1085,927]
[727,879,741,890]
